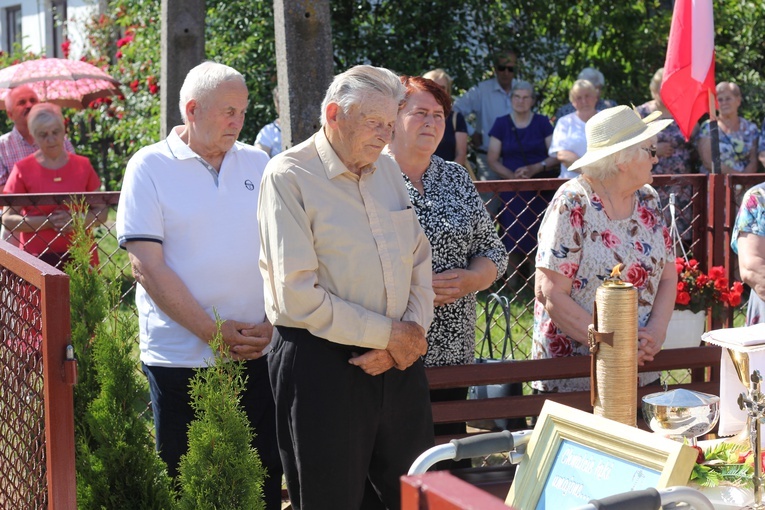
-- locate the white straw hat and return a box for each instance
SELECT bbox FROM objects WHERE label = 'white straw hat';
[568,105,674,172]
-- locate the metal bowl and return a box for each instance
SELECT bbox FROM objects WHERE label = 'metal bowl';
[642,389,720,441]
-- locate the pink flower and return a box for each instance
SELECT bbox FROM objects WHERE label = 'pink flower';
[638,205,657,229]
[601,229,621,248]
[559,262,579,279]
[548,335,573,357]
[626,262,649,289]
[633,240,651,255]
[663,227,672,250]
[541,319,557,338]
[569,205,584,229]
[116,34,134,48]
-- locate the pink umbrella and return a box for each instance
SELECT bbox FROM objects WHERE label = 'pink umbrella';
[0,58,121,110]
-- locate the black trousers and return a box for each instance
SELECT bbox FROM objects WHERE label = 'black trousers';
[143,357,283,509]
[269,326,434,510]
[429,387,471,470]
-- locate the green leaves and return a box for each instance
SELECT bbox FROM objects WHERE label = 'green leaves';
[71,0,765,190]
[690,441,752,488]
[176,317,266,510]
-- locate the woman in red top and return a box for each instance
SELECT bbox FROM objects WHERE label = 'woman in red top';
[2,102,105,267]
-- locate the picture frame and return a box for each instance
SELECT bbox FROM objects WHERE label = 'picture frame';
[506,400,698,510]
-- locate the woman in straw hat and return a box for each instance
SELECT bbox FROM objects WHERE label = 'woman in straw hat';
[532,105,676,393]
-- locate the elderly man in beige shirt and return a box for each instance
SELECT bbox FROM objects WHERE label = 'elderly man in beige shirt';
[258,65,435,510]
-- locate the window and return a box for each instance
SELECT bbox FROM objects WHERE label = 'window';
[5,5,21,52]
[46,0,67,57]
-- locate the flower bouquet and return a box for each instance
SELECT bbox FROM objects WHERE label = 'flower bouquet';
[674,258,743,317]
[691,441,756,488]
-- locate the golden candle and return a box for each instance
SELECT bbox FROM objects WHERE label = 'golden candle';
[593,278,638,426]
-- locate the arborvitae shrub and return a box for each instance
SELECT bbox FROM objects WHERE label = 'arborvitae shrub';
[66,206,174,508]
[177,317,266,510]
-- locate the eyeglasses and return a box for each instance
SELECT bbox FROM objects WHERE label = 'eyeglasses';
[495,64,515,73]
[511,94,533,101]
[642,146,657,158]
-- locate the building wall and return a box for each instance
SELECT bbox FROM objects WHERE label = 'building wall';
[0,0,95,58]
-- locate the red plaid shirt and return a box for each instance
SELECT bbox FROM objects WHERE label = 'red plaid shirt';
[0,127,75,186]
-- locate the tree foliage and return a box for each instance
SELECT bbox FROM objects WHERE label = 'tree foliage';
[176,318,266,510]
[62,0,765,188]
[65,207,173,509]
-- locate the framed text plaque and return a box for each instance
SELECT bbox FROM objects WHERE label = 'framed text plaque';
[506,400,697,509]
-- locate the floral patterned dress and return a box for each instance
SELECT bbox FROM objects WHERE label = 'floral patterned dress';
[698,117,759,173]
[731,183,765,325]
[533,177,671,392]
[402,155,508,367]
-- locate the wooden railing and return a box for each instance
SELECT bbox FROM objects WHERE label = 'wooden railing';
[1,172,764,504]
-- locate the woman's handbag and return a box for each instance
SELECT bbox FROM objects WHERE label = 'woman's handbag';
[467,293,526,431]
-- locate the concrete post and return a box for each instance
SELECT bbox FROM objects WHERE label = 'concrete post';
[273,0,334,149]
[160,0,205,138]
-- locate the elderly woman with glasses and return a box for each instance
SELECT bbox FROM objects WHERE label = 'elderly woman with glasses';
[486,80,558,280]
[697,81,759,174]
[533,106,676,393]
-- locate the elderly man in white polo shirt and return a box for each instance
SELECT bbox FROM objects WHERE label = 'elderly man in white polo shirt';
[116,61,282,509]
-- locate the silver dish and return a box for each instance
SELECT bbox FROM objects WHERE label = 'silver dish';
[642,389,720,444]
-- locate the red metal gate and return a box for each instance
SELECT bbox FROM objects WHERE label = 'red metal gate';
[0,242,76,509]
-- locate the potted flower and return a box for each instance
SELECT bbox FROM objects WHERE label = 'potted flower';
[665,258,743,349]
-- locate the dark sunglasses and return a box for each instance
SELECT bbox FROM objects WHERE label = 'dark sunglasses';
[495,64,515,73]
[642,146,657,158]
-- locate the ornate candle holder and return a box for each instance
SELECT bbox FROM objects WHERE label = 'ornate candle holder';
[738,370,765,509]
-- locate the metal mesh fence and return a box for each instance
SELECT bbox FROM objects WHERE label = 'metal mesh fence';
[0,266,47,508]
[0,176,757,477]
[0,178,741,373]
[473,175,720,389]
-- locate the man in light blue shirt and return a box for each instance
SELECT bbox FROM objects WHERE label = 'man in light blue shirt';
[454,48,517,182]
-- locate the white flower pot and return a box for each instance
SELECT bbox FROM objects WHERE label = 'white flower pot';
[663,309,707,349]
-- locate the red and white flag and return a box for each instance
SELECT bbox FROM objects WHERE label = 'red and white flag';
[660,0,715,140]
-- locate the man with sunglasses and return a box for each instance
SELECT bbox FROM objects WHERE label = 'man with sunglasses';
[453,48,518,183]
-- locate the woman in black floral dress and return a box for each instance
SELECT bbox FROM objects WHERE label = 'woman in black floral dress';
[386,76,508,440]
